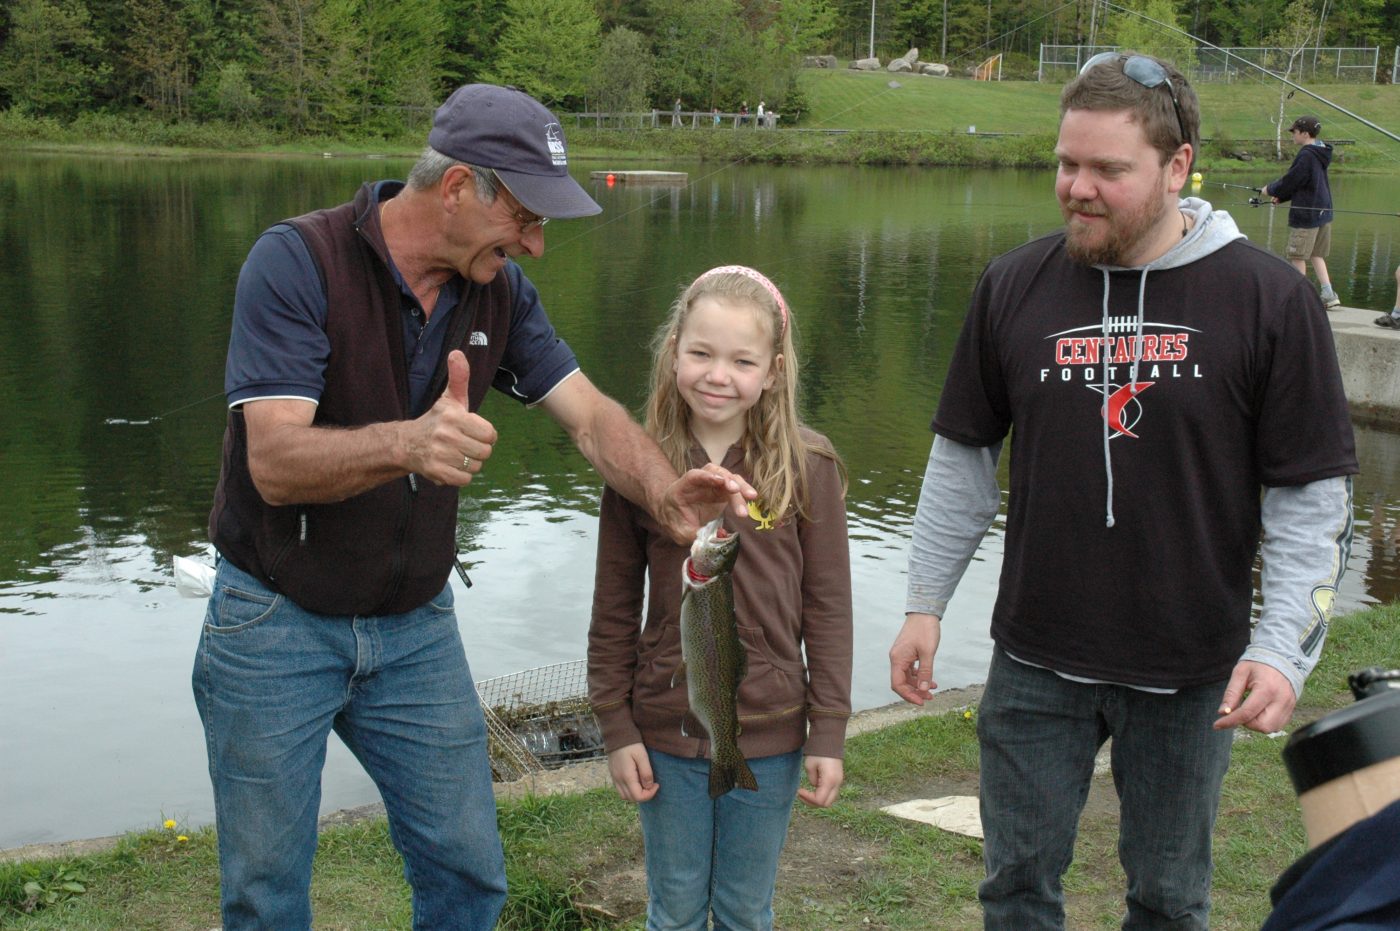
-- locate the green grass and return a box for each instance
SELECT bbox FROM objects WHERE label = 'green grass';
[3,602,1397,929]
[564,71,1400,171]
[6,70,1398,171]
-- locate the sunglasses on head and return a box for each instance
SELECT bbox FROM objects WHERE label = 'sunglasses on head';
[1079,52,1189,148]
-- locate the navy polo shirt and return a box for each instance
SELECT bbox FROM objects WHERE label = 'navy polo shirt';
[225,180,579,415]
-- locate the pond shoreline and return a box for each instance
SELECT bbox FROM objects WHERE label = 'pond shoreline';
[0,687,985,864]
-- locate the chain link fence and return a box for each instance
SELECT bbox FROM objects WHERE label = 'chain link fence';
[1039,44,1382,84]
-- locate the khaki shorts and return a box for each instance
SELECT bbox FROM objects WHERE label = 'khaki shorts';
[1287,223,1332,260]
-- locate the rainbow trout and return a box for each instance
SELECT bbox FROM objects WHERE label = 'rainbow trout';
[677,518,759,798]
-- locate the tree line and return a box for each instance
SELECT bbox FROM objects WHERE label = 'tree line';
[0,0,1393,137]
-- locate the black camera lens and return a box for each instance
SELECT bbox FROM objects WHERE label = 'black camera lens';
[1348,667,1400,701]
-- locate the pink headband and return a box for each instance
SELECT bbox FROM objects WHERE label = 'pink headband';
[693,265,788,337]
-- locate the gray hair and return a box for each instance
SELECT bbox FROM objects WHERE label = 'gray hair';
[406,146,500,202]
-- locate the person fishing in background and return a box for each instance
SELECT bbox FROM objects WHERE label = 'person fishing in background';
[195,83,756,931]
[588,265,852,931]
[1261,114,1342,308]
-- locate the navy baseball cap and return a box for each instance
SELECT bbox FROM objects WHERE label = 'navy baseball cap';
[429,84,601,220]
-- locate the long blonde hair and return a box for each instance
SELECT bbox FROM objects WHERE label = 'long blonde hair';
[643,266,846,523]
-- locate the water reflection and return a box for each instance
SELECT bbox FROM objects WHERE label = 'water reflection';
[0,154,1396,849]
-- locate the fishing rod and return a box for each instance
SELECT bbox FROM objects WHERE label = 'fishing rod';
[1194,180,1400,218]
[1239,198,1400,219]
[1098,0,1400,147]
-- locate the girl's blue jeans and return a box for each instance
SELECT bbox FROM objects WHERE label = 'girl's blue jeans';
[191,558,506,931]
[638,747,803,931]
[976,646,1234,930]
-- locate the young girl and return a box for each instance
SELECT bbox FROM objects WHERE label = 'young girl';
[587,265,852,930]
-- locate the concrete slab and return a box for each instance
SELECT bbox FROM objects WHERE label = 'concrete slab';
[1327,306,1400,429]
[881,795,983,838]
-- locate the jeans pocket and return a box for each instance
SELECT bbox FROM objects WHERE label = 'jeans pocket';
[209,584,280,633]
[427,584,455,614]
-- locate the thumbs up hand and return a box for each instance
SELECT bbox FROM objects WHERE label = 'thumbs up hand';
[445,348,470,408]
[411,350,497,485]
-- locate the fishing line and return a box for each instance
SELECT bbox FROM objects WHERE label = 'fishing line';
[103,390,227,426]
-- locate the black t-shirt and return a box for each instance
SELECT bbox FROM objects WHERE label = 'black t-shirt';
[934,231,1357,688]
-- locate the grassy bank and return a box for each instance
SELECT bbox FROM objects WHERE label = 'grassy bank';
[3,601,1397,929]
[6,70,1398,172]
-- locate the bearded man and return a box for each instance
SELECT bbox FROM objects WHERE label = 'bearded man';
[888,53,1357,929]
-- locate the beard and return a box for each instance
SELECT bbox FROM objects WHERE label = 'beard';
[1062,192,1172,267]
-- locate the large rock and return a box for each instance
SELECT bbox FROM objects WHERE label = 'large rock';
[888,47,920,71]
[920,62,950,77]
[850,57,882,71]
[803,55,839,69]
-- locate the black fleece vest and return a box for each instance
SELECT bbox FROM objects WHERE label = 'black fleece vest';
[209,182,513,616]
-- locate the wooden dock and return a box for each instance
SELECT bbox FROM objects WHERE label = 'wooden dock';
[589,170,688,184]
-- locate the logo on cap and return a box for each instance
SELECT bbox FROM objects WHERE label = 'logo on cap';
[546,124,566,167]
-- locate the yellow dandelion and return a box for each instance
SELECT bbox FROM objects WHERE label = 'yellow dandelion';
[963,710,973,720]
[163,819,177,830]
[177,835,189,843]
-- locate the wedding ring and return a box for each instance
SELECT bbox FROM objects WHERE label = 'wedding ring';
[461,454,473,472]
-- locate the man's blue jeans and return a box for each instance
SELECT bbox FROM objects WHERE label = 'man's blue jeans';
[637,748,802,931]
[977,647,1233,930]
[191,558,506,931]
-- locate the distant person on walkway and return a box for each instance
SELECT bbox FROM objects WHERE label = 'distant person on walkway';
[589,266,852,931]
[888,52,1357,929]
[739,100,749,127]
[1263,115,1341,307]
[196,83,755,931]
[1376,263,1400,329]
[672,97,682,127]
[757,100,766,128]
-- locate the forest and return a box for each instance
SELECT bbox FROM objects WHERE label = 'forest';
[0,0,1394,138]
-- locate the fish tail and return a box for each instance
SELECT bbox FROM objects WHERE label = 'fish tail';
[708,751,760,799]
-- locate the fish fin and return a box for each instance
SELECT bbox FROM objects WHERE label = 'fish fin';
[708,755,760,798]
[671,662,687,689]
[734,757,759,793]
[708,763,736,799]
[680,710,707,739]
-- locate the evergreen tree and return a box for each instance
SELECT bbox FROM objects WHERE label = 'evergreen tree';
[486,0,600,107]
[441,0,507,87]
[0,0,108,115]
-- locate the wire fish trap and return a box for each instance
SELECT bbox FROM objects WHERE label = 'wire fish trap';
[476,659,605,781]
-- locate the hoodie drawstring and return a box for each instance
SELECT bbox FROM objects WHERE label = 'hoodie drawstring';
[1100,266,1151,529]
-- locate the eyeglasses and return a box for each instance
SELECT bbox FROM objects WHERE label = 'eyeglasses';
[1079,52,1189,148]
[496,184,550,234]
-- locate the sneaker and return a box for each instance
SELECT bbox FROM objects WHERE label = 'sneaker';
[1375,313,1400,330]
[1322,293,1341,309]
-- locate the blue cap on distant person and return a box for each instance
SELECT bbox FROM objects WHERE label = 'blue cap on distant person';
[429,84,601,220]
[1288,115,1322,136]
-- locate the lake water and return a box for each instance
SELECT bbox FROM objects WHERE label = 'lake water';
[1,153,1397,850]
